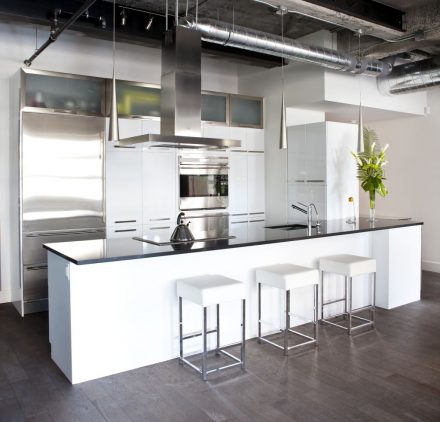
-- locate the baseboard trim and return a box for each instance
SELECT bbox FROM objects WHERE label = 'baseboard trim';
[0,289,12,304]
[422,260,440,274]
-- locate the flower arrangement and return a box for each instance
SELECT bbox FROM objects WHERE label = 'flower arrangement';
[351,128,389,221]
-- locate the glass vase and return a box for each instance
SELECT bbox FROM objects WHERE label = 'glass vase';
[369,191,376,222]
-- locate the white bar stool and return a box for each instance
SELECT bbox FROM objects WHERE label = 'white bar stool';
[176,275,246,381]
[319,254,376,335]
[256,264,319,355]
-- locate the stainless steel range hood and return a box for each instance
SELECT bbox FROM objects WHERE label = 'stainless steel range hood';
[118,27,240,149]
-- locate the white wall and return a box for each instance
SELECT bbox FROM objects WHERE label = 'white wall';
[361,89,440,273]
[0,21,242,302]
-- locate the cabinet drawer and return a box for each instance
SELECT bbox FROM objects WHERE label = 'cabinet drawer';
[23,264,48,302]
[107,225,142,239]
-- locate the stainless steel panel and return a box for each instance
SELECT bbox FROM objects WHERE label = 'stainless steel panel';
[23,264,48,302]
[22,228,105,265]
[180,212,229,238]
[161,27,202,138]
[22,112,105,232]
[180,196,228,210]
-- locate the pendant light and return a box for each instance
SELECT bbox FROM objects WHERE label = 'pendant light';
[279,7,287,150]
[356,30,364,153]
[108,0,119,142]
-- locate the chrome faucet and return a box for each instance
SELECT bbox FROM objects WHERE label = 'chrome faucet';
[291,202,321,234]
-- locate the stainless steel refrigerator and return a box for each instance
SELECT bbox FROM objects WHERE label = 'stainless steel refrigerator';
[16,112,105,315]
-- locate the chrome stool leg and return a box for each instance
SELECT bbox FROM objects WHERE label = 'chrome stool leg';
[202,306,208,381]
[320,271,325,323]
[241,299,246,369]
[343,276,348,319]
[284,290,290,356]
[179,297,183,364]
[371,273,376,328]
[314,283,318,345]
[258,282,262,343]
[216,304,220,356]
[348,277,353,335]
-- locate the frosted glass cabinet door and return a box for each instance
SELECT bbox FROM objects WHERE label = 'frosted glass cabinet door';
[247,153,265,214]
[230,95,263,128]
[25,73,104,115]
[229,153,248,215]
[142,151,177,224]
[116,81,160,117]
[201,93,228,124]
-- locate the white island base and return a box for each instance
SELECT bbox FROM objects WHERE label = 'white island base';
[48,225,421,384]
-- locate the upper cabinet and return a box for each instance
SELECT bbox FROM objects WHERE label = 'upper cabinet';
[201,92,229,125]
[23,70,104,115]
[230,95,263,128]
[114,81,160,118]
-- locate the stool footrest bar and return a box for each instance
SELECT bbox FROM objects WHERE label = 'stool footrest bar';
[182,328,217,341]
[321,319,349,330]
[287,339,316,350]
[323,298,346,306]
[350,321,374,331]
[351,305,374,313]
[206,361,243,374]
[287,328,315,341]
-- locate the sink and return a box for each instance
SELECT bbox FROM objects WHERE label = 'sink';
[265,224,310,231]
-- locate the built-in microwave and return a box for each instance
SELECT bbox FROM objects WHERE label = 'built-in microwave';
[179,156,229,211]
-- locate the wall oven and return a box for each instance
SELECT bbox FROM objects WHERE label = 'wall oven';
[179,156,229,211]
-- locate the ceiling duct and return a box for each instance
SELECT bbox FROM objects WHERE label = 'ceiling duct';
[182,18,392,77]
[378,57,440,95]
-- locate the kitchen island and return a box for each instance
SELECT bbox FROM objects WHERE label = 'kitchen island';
[44,218,422,384]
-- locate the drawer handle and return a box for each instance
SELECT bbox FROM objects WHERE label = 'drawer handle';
[114,220,137,224]
[149,218,171,221]
[114,229,137,233]
[231,213,247,216]
[26,265,48,271]
[231,221,247,224]
[149,226,171,230]
[249,212,264,215]
[250,219,265,223]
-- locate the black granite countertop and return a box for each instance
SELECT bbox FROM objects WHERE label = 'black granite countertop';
[43,217,423,265]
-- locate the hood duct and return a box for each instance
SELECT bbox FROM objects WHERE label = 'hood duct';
[119,26,241,149]
[182,18,392,77]
[378,57,440,95]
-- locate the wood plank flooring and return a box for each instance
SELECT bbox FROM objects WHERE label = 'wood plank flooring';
[1,272,439,422]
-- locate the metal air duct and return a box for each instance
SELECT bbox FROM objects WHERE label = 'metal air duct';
[378,57,440,95]
[182,18,392,77]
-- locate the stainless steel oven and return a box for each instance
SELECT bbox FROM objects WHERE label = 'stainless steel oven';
[179,156,229,211]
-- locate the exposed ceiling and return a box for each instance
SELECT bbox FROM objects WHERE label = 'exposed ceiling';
[1,0,439,68]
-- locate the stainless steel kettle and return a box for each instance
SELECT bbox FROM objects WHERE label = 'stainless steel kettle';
[170,212,195,242]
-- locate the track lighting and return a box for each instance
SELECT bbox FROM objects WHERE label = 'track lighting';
[120,8,127,27]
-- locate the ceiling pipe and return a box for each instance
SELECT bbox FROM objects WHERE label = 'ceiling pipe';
[182,18,392,76]
[24,0,96,66]
[378,56,440,95]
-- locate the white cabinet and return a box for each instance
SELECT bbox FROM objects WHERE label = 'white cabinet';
[142,150,177,224]
[106,147,143,226]
[141,119,160,135]
[287,121,357,221]
[246,128,264,152]
[247,153,265,214]
[229,127,247,151]
[229,152,248,216]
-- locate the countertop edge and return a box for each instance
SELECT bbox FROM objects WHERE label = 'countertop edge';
[43,221,424,266]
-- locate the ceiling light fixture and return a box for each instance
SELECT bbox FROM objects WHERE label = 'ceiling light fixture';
[279,6,287,150]
[120,8,127,27]
[145,16,154,31]
[108,0,119,142]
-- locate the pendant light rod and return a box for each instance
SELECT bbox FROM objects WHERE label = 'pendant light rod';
[356,30,364,153]
[108,0,119,142]
[279,8,288,150]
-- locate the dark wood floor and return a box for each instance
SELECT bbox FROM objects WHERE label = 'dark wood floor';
[1,272,439,422]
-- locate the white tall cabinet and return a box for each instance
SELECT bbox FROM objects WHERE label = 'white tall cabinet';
[287,121,358,222]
